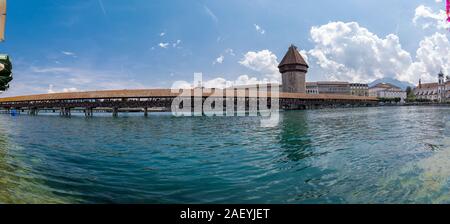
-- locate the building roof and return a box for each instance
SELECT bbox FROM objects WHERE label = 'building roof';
[278,45,309,68]
[0,88,378,102]
[370,82,401,90]
[306,82,318,86]
[417,83,438,89]
[316,81,349,85]
[350,83,369,86]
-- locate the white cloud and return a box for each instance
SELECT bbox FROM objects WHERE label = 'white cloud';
[173,50,280,89]
[299,50,309,65]
[204,75,261,88]
[158,42,169,48]
[63,87,79,93]
[48,85,79,94]
[216,36,224,43]
[172,75,263,89]
[160,32,166,37]
[308,21,413,83]
[306,21,450,84]
[254,24,266,35]
[400,32,450,83]
[225,48,235,56]
[47,84,55,94]
[232,75,261,86]
[212,49,236,65]
[61,51,76,57]
[213,55,224,64]
[31,67,73,73]
[80,5,450,90]
[413,5,449,30]
[171,80,192,89]
[239,49,279,82]
[172,40,181,48]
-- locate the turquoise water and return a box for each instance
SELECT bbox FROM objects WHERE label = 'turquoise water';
[1,106,450,203]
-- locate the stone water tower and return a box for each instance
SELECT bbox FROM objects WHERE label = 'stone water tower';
[278,45,309,93]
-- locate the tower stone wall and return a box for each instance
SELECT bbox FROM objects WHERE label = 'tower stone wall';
[282,71,306,93]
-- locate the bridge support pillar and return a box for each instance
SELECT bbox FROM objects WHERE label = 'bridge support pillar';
[144,107,148,117]
[28,108,38,116]
[84,108,93,117]
[112,107,118,117]
[60,107,71,117]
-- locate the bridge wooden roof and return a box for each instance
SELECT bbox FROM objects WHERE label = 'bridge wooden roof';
[0,88,378,102]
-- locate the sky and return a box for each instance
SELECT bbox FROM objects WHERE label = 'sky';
[1,0,449,96]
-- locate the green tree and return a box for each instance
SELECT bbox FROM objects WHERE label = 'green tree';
[406,87,414,97]
[406,86,416,102]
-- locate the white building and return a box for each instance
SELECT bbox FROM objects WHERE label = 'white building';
[369,83,407,102]
[306,82,319,94]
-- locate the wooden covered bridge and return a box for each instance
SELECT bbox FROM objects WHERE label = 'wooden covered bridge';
[0,88,378,117]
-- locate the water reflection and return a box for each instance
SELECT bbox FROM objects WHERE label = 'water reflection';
[278,111,314,162]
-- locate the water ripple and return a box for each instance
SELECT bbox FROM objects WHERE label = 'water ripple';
[0,106,449,203]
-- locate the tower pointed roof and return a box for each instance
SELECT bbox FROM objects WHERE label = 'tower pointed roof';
[278,44,309,68]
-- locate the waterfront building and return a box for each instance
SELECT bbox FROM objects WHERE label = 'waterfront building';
[306,82,319,94]
[316,81,351,95]
[278,45,309,93]
[350,83,369,96]
[415,82,438,101]
[235,81,366,96]
[369,83,406,102]
[414,71,449,102]
[307,82,367,95]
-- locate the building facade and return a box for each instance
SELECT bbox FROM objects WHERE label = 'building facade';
[414,71,449,102]
[350,83,369,96]
[316,82,350,95]
[306,82,319,94]
[369,83,407,102]
[307,82,368,96]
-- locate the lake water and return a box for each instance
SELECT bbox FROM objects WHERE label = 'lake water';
[1,106,450,203]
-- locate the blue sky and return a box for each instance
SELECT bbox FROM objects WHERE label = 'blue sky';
[1,0,449,96]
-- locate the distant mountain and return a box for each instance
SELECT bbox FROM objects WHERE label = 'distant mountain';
[369,78,415,90]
